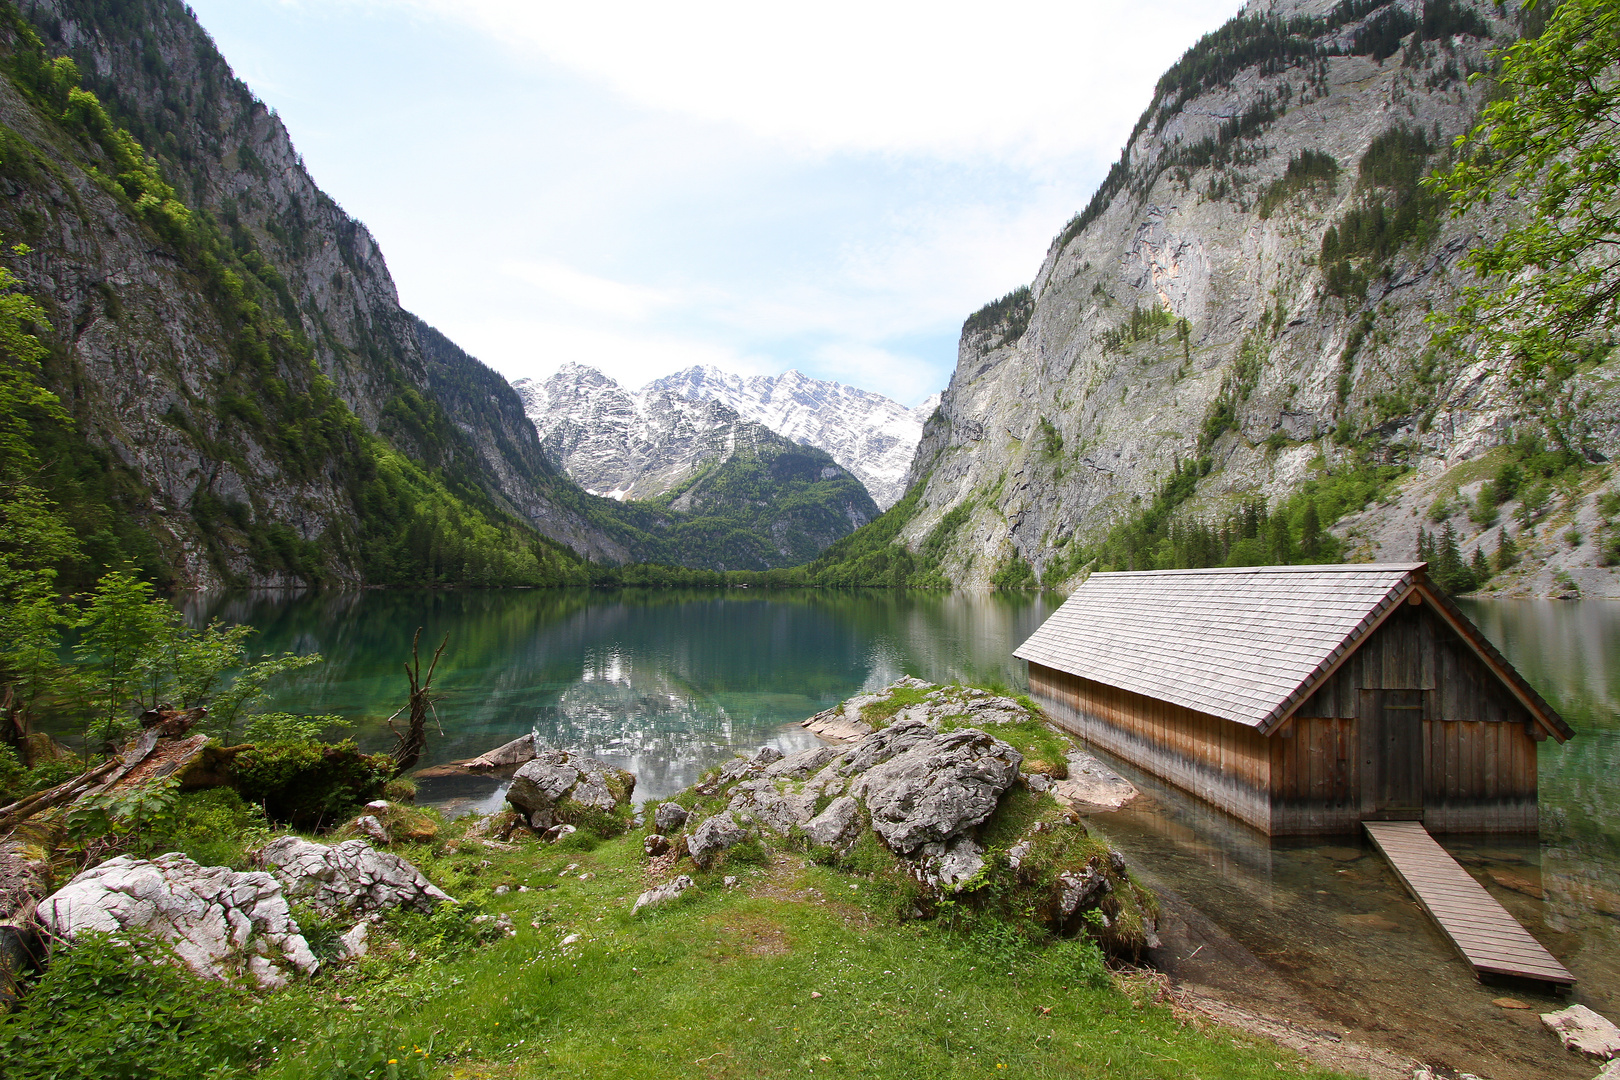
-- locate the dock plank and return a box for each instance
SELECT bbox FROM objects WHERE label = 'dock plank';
[1363,820,1573,987]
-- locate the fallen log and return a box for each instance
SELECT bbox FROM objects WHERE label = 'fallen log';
[0,759,119,832]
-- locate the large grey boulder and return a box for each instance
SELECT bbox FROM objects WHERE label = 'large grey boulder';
[259,837,451,918]
[803,795,861,848]
[38,853,317,988]
[727,777,818,836]
[506,749,631,827]
[653,801,689,834]
[849,725,1022,853]
[687,811,747,869]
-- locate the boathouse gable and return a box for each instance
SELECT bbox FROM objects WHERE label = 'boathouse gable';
[1015,564,1569,836]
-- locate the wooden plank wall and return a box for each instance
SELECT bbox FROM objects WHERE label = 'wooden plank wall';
[1028,663,1274,833]
[1269,717,1360,834]
[1290,602,1539,833]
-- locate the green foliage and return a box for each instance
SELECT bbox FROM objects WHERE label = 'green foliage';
[858,684,935,728]
[1257,149,1340,219]
[67,775,183,854]
[963,286,1033,345]
[1322,127,1445,299]
[1096,303,1176,354]
[782,474,957,588]
[0,932,256,1080]
[73,570,175,750]
[989,552,1037,590]
[1050,448,1402,578]
[1037,416,1064,461]
[230,740,392,829]
[161,787,271,867]
[1430,0,1620,377]
[1495,528,1520,571]
[1418,521,1480,594]
[1199,334,1267,450]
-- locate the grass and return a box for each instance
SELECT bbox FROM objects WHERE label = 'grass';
[857,685,935,728]
[5,687,1354,1080]
[230,823,1347,1080]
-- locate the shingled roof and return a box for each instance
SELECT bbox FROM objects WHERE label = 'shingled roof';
[1014,563,1569,739]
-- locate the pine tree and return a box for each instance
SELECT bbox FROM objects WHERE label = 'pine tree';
[1471,546,1491,583]
[1495,529,1519,571]
[1300,499,1322,559]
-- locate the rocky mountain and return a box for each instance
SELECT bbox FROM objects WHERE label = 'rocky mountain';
[514,365,759,501]
[849,0,1618,598]
[516,363,935,510]
[513,364,879,570]
[645,366,939,509]
[0,0,627,590]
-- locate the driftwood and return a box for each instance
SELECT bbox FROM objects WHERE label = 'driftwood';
[0,760,119,833]
[387,628,448,777]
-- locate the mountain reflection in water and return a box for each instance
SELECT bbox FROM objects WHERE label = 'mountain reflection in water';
[189,588,1061,807]
[187,588,1619,1079]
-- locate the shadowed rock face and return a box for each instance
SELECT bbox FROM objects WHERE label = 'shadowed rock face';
[4,0,627,588]
[38,853,318,988]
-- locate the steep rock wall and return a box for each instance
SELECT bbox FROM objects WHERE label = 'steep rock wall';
[904,0,1620,597]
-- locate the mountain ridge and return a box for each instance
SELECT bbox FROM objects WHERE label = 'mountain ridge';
[858,0,1620,597]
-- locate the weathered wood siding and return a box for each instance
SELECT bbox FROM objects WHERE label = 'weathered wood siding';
[1027,663,1273,833]
[1269,717,1360,834]
[1030,598,1540,835]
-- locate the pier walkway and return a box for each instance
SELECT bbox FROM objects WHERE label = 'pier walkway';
[1363,820,1573,988]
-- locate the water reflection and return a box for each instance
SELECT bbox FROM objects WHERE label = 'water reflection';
[178,588,1620,1078]
[186,588,1062,804]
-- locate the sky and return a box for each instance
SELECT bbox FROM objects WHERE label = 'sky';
[185,0,1241,406]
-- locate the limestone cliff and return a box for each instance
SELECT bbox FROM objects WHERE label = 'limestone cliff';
[902,0,1620,597]
[1,0,626,588]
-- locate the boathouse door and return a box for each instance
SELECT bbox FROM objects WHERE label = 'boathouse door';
[1359,689,1425,819]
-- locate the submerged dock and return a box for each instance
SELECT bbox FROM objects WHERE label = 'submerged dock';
[1363,821,1573,988]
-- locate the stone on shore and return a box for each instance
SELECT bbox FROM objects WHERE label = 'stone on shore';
[1544,1004,1620,1059]
[653,801,689,835]
[687,811,747,869]
[259,836,451,918]
[463,733,539,771]
[632,874,694,915]
[37,853,318,988]
[1050,749,1137,812]
[505,749,633,829]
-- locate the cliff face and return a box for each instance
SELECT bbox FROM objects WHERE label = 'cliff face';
[1,0,625,588]
[903,0,1620,597]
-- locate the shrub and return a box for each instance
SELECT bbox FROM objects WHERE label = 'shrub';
[0,934,257,1080]
[230,740,391,829]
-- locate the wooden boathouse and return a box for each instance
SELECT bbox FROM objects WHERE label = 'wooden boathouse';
[1015,564,1571,836]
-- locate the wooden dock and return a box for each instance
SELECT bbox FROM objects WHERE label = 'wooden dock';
[1363,820,1573,987]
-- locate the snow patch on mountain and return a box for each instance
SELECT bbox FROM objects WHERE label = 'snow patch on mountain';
[514,365,937,509]
[644,366,938,508]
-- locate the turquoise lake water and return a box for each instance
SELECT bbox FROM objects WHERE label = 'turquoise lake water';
[196,587,1619,1079]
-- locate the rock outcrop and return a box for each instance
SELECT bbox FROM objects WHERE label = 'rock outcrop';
[644,680,1157,951]
[258,837,451,918]
[38,854,318,988]
[504,748,634,830]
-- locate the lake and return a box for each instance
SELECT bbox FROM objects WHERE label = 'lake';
[198,587,1618,1080]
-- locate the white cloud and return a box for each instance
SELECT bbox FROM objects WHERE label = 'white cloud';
[386,0,1237,162]
[501,259,675,321]
[442,315,781,391]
